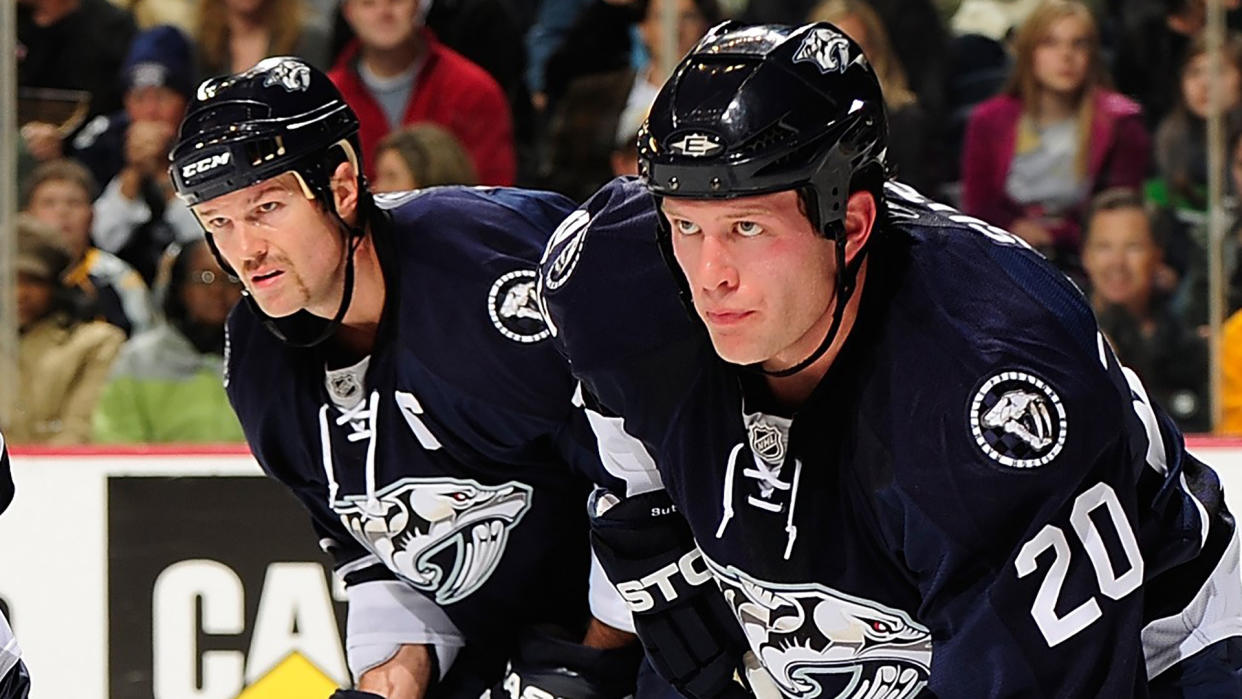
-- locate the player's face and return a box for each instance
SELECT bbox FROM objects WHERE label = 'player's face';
[373,148,418,193]
[1082,207,1159,309]
[1032,15,1092,97]
[193,173,348,319]
[344,0,422,52]
[665,190,838,370]
[26,179,92,261]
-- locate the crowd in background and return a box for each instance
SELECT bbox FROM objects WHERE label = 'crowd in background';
[10,0,1242,443]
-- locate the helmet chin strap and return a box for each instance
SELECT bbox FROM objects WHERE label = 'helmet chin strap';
[753,233,866,378]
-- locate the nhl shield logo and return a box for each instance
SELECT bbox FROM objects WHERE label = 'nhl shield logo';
[748,422,786,465]
[969,370,1067,469]
[488,269,551,344]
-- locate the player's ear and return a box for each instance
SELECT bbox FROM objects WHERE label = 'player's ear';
[842,190,877,264]
[330,160,359,225]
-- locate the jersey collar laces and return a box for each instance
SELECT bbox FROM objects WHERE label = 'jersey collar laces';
[717,443,804,560]
[318,389,384,515]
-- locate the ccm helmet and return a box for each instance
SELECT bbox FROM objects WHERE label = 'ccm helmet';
[639,22,888,376]
[169,57,370,348]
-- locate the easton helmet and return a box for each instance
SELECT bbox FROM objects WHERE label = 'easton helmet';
[639,22,889,376]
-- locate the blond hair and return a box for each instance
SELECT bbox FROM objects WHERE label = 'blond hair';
[196,0,305,74]
[807,0,916,110]
[1004,0,1107,177]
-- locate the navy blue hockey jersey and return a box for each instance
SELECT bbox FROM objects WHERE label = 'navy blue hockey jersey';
[539,177,1242,698]
[0,434,21,683]
[226,187,622,684]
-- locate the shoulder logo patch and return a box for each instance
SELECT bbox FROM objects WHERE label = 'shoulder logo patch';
[488,270,550,344]
[540,209,591,291]
[969,370,1067,468]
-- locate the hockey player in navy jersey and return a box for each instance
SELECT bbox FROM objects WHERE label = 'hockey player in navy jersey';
[538,21,1242,698]
[0,434,30,698]
[167,57,656,699]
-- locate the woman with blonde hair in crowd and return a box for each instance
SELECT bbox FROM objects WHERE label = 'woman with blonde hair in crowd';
[195,0,331,76]
[962,0,1149,271]
[808,0,937,192]
[371,122,479,193]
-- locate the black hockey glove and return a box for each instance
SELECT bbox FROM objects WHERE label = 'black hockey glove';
[483,626,643,698]
[327,691,385,699]
[588,488,751,699]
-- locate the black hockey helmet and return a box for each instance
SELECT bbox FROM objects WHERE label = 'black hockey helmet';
[170,56,363,207]
[169,56,371,348]
[638,22,889,376]
[639,21,887,236]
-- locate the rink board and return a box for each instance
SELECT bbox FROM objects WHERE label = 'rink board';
[0,441,1239,698]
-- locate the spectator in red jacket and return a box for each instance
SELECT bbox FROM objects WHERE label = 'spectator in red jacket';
[961,0,1149,269]
[330,0,515,186]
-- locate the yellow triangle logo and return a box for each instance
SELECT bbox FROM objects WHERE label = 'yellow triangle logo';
[234,652,339,699]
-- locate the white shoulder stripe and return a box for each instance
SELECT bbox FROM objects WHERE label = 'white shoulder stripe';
[1143,529,1242,678]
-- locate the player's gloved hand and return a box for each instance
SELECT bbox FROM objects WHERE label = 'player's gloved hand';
[483,626,643,698]
[328,691,386,698]
[588,488,752,699]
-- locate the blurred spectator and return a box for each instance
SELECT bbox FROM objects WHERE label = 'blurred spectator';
[541,0,643,112]
[1152,32,1242,212]
[525,0,593,107]
[1113,0,1207,131]
[21,160,156,337]
[17,0,138,163]
[856,0,950,141]
[71,25,194,194]
[10,216,125,445]
[76,29,202,286]
[118,0,197,33]
[372,123,478,192]
[195,0,332,76]
[542,0,719,200]
[962,0,1149,269]
[1222,308,1242,435]
[423,0,536,168]
[93,241,244,444]
[809,0,938,192]
[331,0,516,185]
[1082,188,1209,432]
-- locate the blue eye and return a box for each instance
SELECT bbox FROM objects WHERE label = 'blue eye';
[674,219,701,235]
[735,221,763,237]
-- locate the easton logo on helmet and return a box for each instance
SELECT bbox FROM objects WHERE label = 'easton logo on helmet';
[668,132,724,158]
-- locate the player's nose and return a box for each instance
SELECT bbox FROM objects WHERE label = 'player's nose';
[231,220,270,266]
[695,233,739,294]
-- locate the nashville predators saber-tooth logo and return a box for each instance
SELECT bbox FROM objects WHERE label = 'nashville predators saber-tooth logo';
[704,555,931,699]
[793,28,854,74]
[970,370,1067,469]
[336,477,533,605]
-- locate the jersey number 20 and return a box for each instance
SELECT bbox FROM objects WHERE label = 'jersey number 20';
[1014,482,1145,647]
